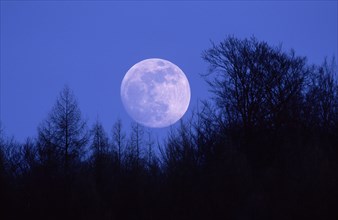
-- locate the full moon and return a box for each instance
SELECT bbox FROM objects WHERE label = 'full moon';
[121,58,191,128]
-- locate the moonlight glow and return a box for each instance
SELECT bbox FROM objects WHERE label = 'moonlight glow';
[121,58,191,128]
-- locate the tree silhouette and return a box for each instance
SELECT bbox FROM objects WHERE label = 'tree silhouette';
[201,36,312,173]
[112,119,126,168]
[90,119,110,179]
[90,119,109,158]
[305,58,338,131]
[128,122,144,169]
[38,86,88,175]
[202,36,308,131]
[33,86,89,219]
[0,37,337,220]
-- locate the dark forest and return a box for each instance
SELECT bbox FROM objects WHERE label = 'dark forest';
[1,37,337,219]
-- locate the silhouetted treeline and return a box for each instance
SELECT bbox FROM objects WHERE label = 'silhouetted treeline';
[1,36,337,220]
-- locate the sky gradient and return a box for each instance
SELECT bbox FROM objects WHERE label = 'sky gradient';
[1,1,337,141]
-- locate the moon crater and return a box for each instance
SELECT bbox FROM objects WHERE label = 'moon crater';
[121,58,191,128]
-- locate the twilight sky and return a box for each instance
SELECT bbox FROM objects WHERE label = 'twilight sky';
[1,1,337,141]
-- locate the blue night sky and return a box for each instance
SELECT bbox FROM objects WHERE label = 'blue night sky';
[1,1,337,141]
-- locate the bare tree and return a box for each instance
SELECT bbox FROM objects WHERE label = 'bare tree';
[38,85,88,175]
[89,119,110,191]
[130,123,144,160]
[129,122,144,168]
[90,119,109,157]
[112,119,126,167]
[1,137,22,178]
[162,120,198,176]
[202,36,309,130]
[145,129,155,168]
[305,58,338,131]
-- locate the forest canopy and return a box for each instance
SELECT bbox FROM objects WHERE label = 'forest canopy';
[1,36,337,220]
